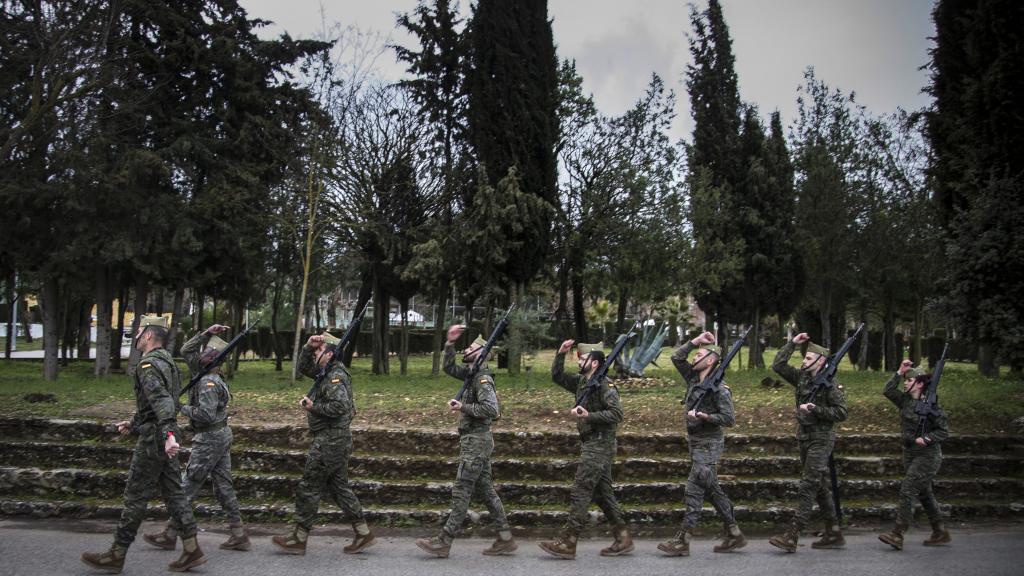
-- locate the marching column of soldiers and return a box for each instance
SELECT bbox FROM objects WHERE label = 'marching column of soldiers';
[81,314,953,573]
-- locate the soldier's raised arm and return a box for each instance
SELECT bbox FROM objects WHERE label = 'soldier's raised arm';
[772,337,803,386]
[443,341,471,380]
[298,336,323,379]
[671,341,697,381]
[180,331,211,374]
[551,340,582,393]
[885,359,914,408]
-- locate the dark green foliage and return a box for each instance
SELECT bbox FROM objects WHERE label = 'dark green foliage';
[926,0,1024,373]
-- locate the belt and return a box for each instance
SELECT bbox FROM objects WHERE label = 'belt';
[192,420,227,433]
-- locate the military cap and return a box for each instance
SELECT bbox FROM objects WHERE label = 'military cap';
[206,335,229,353]
[700,344,722,357]
[471,335,487,350]
[807,342,830,357]
[320,331,341,347]
[138,315,168,329]
[577,342,603,357]
[903,367,923,381]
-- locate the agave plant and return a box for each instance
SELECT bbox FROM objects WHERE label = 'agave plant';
[617,321,669,377]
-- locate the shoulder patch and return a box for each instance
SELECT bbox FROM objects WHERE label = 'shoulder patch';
[479,377,490,384]
[607,381,617,388]
[331,378,341,384]
[140,363,152,369]
[837,385,844,390]
[723,384,731,390]
[206,382,216,387]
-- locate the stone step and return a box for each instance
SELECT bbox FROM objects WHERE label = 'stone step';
[3,417,1021,457]
[3,496,1022,529]
[1,440,1020,481]
[3,466,1021,506]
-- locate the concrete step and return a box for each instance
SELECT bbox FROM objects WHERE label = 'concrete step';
[3,466,1021,506]
[3,496,1022,529]
[1,440,1020,481]
[3,417,1021,457]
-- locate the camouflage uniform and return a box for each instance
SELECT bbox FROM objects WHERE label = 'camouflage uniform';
[671,342,737,532]
[551,351,625,532]
[438,342,510,540]
[293,344,365,529]
[115,348,197,547]
[171,332,241,527]
[772,341,848,532]
[883,373,949,525]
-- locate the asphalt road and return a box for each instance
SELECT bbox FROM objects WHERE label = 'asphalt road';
[2,519,1022,576]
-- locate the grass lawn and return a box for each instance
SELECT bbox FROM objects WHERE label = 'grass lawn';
[1,347,1021,435]
[0,336,43,352]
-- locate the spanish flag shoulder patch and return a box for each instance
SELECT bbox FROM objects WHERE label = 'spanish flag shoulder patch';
[206,382,216,387]
[140,363,152,369]
[331,378,341,384]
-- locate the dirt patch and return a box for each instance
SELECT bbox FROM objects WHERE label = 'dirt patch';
[67,400,135,420]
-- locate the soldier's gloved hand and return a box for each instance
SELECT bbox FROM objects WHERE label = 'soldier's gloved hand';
[446,324,466,344]
[448,399,462,413]
[164,434,180,458]
[571,406,589,419]
[205,324,230,335]
[558,339,575,354]
[798,402,816,414]
[300,396,314,411]
[115,420,132,436]
[793,333,810,344]
[898,359,913,376]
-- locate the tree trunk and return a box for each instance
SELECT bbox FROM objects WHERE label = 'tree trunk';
[615,288,628,333]
[750,307,765,369]
[977,343,999,377]
[506,282,524,376]
[192,289,203,332]
[40,276,60,380]
[912,296,923,364]
[555,259,570,339]
[431,288,448,377]
[271,279,284,371]
[94,268,112,375]
[19,294,33,343]
[571,267,588,342]
[858,314,869,371]
[883,305,897,372]
[372,283,390,375]
[168,287,185,355]
[399,298,409,376]
[4,270,14,359]
[111,284,127,370]
[127,275,149,369]
[227,303,243,378]
[77,299,91,360]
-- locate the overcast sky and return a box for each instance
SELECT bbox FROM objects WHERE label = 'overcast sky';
[239,0,936,140]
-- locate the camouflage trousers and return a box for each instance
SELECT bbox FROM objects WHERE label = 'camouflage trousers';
[442,431,510,537]
[897,444,943,525]
[115,429,197,547]
[168,427,241,529]
[681,435,735,530]
[792,432,838,531]
[567,433,624,532]
[294,428,364,530]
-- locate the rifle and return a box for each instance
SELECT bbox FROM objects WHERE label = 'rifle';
[685,326,752,412]
[451,303,517,405]
[180,319,261,397]
[307,300,371,399]
[915,343,949,438]
[573,322,639,411]
[803,322,865,526]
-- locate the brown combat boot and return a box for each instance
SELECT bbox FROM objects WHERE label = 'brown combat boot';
[538,529,578,559]
[81,543,127,573]
[481,535,518,556]
[344,523,376,554]
[811,523,846,549]
[600,524,634,556]
[657,530,691,557]
[220,524,251,551]
[878,522,907,550]
[923,521,951,546]
[714,524,748,552]
[271,525,308,555]
[769,528,799,553]
[415,533,452,558]
[143,527,178,551]
[168,536,206,572]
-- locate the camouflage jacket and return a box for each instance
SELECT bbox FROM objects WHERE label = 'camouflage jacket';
[298,344,354,433]
[130,347,182,439]
[883,372,950,447]
[443,342,499,435]
[772,341,848,433]
[671,342,735,438]
[551,351,623,440]
[180,331,230,431]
